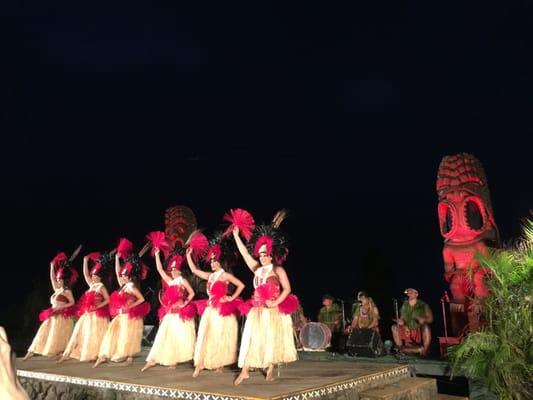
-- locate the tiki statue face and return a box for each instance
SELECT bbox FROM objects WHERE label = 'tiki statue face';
[164,206,197,248]
[436,153,498,245]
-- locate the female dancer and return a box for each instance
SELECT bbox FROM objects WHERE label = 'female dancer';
[232,211,298,385]
[142,247,196,371]
[24,253,78,360]
[59,252,111,362]
[94,240,150,367]
[186,233,245,378]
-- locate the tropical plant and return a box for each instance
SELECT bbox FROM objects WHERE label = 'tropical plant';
[450,220,533,400]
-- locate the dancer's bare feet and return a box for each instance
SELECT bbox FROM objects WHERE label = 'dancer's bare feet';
[167,364,177,369]
[22,352,33,361]
[124,357,133,366]
[265,365,275,381]
[234,370,249,386]
[57,355,69,364]
[141,361,156,372]
[93,357,106,368]
[192,366,202,378]
[214,367,223,374]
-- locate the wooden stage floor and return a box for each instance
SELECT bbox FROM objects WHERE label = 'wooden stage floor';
[16,350,411,400]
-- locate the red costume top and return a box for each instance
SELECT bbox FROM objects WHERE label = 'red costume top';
[38,289,78,321]
[108,283,150,320]
[77,283,110,318]
[157,277,196,321]
[195,269,243,317]
[240,264,299,315]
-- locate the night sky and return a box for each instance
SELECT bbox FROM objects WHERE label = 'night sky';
[2,2,532,345]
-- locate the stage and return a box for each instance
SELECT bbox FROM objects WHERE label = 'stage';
[16,350,427,400]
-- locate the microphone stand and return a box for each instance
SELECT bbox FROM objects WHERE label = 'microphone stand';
[441,291,450,338]
[339,299,346,330]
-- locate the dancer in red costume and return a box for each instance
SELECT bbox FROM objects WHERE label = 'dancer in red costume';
[231,210,299,385]
[186,232,245,378]
[94,239,150,367]
[59,252,112,362]
[142,233,197,371]
[24,253,78,360]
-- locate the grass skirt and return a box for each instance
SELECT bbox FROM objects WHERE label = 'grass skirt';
[98,314,143,361]
[146,314,196,365]
[63,313,109,361]
[193,306,238,369]
[28,315,73,356]
[238,306,297,368]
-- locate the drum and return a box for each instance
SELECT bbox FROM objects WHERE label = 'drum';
[299,322,331,351]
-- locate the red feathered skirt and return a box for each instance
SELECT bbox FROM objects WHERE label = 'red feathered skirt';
[193,305,238,370]
[28,307,76,356]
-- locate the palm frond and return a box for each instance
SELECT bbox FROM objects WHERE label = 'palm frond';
[451,219,533,399]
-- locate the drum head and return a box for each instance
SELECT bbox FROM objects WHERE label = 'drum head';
[299,322,332,350]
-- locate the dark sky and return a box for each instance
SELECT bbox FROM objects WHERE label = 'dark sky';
[2,2,532,339]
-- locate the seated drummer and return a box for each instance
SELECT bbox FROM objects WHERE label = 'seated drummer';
[318,294,344,351]
[391,288,433,356]
[346,291,380,333]
[318,294,342,334]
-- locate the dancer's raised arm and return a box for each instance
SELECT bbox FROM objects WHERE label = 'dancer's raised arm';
[185,248,210,280]
[232,227,259,271]
[154,249,172,284]
[49,262,59,290]
[82,256,91,286]
[114,253,122,284]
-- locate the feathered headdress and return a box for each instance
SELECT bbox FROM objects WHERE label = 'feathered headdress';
[53,247,81,286]
[52,252,68,267]
[54,262,78,287]
[163,243,186,272]
[116,238,149,280]
[87,251,114,283]
[248,209,289,265]
[205,232,239,268]
[120,254,149,280]
[87,252,102,274]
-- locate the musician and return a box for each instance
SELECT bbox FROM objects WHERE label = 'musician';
[318,294,345,351]
[391,288,433,356]
[346,291,380,333]
[318,295,341,333]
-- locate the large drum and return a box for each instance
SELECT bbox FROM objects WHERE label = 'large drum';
[299,322,331,351]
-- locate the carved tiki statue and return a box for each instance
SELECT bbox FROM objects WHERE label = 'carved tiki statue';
[436,153,500,334]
